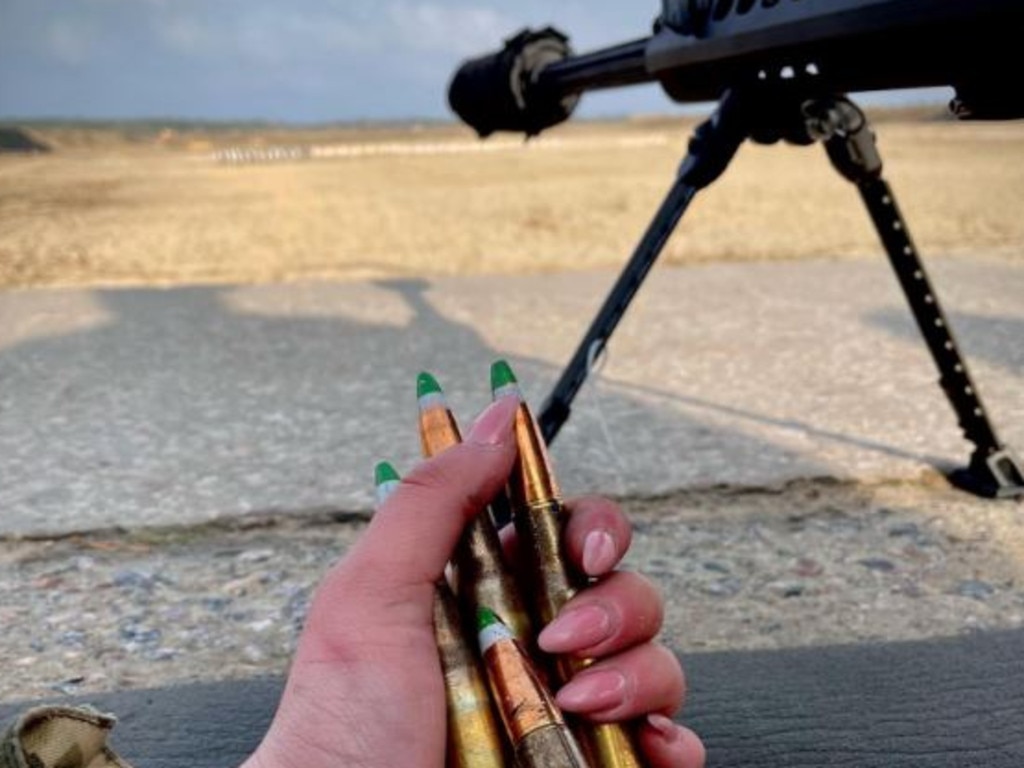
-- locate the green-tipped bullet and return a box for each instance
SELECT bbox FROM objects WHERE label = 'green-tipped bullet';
[417,371,462,456]
[370,456,508,767]
[490,360,522,400]
[494,363,645,768]
[477,605,588,768]
[417,371,444,400]
[476,606,501,633]
[435,588,511,768]
[416,368,536,655]
[373,461,401,508]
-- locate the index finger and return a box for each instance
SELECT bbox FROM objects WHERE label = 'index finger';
[347,396,518,590]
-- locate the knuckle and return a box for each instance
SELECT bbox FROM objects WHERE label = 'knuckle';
[612,571,664,636]
[400,455,457,495]
[396,448,488,519]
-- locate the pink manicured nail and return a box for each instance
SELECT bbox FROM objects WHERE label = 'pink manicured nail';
[647,714,683,744]
[538,604,611,652]
[582,530,617,575]
[556,669,626,712]
[467,397,518,446]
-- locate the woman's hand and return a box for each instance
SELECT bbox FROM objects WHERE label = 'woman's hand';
[242,396,704,768]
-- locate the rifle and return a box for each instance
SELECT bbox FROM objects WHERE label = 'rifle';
[447,0,1024,498]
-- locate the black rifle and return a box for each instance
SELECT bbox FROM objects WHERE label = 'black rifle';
[447,0,1024,498]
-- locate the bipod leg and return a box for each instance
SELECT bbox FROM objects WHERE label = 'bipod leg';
[537,178,697,443]
[809,97,1024,498]
[538,89,751,443]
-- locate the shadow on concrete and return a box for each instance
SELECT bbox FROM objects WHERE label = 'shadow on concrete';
[9,276,1009,536]
[865,307,1024,380]
[0,277,846,536]
[600,378,957,472]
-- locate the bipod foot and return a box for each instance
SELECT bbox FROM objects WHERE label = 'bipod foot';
[948,447,1024,499]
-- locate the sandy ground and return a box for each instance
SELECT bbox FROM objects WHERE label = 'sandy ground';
[2,117,1022,290]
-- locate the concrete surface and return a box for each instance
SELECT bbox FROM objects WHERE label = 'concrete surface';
[1,255,1021,537]
[3,628,1023,766]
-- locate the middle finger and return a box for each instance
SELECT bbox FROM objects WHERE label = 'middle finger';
[537,570,664,658]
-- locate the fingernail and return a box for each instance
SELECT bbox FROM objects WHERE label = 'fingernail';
[556,669,626,712]
[582,530,617,575]
[538,604,612,653]
[647,714,683,744]
[467,396,518,446]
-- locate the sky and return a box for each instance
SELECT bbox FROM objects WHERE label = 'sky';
[0,0,953,124]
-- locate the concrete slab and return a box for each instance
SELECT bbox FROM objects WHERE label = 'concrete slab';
[1,255,1021,536]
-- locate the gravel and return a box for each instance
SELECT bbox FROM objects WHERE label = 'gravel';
[2,473,1023,703]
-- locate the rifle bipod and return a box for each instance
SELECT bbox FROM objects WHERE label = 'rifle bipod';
[537,87,1024,499]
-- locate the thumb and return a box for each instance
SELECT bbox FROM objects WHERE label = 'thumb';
[348,394,519,591]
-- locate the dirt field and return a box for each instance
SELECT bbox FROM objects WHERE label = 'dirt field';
[2,113,1022,290]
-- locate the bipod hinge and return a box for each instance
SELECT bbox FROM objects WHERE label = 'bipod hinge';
[800,96,883,183]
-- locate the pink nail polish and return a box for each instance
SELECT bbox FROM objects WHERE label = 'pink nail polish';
[538,604,611,652]
[467,397,518,446]
[555,669,626,712]
[582,530,617,575]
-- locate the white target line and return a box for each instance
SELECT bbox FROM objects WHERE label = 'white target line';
[212,134,670,164]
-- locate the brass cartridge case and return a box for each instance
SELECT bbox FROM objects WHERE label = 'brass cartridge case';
[507,400,645,768]
[435,582,509,768]
[377,457,508,767]
[516,725,593,768]
[450,510,535,651]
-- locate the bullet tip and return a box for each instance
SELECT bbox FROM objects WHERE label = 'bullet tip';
[374,461,400,487]
[373,461,401,508]
[490,359,518,395]
[477,606,515,652]
[476,606,500,631]
[416,371,443,400]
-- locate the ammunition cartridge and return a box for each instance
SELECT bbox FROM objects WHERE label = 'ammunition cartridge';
[375,461,510,768]
[478,607,590,768]
[490,361,645,768]
[417,372,534,647]
[436,582,511,768]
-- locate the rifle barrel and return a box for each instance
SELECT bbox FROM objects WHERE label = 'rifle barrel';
[536,39,652,96]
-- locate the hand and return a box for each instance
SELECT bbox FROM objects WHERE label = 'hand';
[241,396,705,768]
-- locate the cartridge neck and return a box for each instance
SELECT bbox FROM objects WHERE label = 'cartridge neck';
[509,402,561,506]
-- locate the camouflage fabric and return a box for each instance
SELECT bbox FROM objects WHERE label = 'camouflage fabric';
[0,706,131,768]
